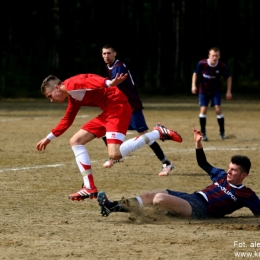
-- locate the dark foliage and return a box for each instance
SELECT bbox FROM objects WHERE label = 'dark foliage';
[0,0,259,98]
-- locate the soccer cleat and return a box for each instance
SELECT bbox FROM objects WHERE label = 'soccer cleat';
[158,162,174,176]
[153,123,182,143]
[220,133,226,140]
[103,158,124,168]
[68,186,98,201]
[202,133,208,141]
[97,191,112,217]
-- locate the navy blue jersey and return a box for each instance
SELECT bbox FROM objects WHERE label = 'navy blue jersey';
[194,59,231,95]
[196,149,260,218]
[106,60,144,112]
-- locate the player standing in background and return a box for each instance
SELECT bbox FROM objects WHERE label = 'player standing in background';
[191,47,232,141]
[101,44,175,176]
[36,73,182,201]
[97,128,260,219]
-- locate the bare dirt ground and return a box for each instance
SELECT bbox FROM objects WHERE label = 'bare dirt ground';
[0,97,260,260]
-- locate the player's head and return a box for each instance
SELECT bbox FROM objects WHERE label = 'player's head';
[227,155,251,184]
[208,47,220,65]
[102,44,117,65]
[41,75,66,103]
[231,155,251,175]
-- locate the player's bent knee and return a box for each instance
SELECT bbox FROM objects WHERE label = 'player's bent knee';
[153,193,166,205]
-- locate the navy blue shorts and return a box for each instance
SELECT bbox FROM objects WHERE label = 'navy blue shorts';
[166,190,208,219]
[199,92,221,107]
[128,110,149,133]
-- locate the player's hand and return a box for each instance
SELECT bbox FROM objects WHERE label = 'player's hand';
[191,85,197,94]
[226,92,232,100]
[193,128,203,143]
[36,138,51,151]
[109,73,128,86]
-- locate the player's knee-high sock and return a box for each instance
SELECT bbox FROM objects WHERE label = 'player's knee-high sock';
[199,114,206,134]
[71,145,96,189]
[149,141,170,164]
[119,131,160,158]
[217,114,225,134]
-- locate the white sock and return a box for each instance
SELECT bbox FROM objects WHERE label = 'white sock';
[71,145,95,189]
[199,113,206,118]
[136,196,144,207]
[71,145,91,172]
[119,130,160,158]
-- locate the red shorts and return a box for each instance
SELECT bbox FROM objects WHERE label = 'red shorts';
[82,101,132,144]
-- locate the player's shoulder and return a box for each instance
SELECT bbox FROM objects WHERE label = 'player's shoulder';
[217,61,228,68]
[196,59,208,69]
[199,59,208,64]
[114,59,126,68]
[236,185,256,197]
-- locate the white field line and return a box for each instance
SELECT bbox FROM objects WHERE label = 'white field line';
[0,118,23,122]
[1,146,257,173]
[166,146,258,153]
[0,164,63,173]
[0,115,89,122]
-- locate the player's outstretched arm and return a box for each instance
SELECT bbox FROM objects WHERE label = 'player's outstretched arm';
[193,128,213,174]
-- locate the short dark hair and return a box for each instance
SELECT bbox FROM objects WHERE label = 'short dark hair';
[41,75,61,95]
[102,44,116,52]
[231,155,251,174]
[209,47,220,53]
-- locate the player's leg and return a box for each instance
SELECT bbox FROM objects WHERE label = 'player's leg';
[213,93,225,139]
[97,190,192,218]
[68,129,98,201]
[104,105,182,168]
[97,190,167,216]
[103,110,169,169]
[104,101,182,164]
[198,93,209,141]
[105,123,182,166]
[116,124,182,160]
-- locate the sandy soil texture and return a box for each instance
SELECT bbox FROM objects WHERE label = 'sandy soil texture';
[1,97,260,260]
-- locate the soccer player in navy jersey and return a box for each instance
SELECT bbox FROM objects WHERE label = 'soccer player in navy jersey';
[101,44,175,176]
[191,47,232,141]
[97,128,260,219]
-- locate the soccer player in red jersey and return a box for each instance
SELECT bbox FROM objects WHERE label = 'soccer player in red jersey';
[101,44,174,176]
[98,128,260,219]
[191,47,232,141]
[36,73,182,201]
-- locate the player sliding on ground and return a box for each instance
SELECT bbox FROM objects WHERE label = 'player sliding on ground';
[36,73,182,202]
[97,128,260,219]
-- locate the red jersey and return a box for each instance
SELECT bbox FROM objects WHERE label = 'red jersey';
[51,74,129,137]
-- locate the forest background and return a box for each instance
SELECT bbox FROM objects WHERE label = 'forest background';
[0,0,259,98]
